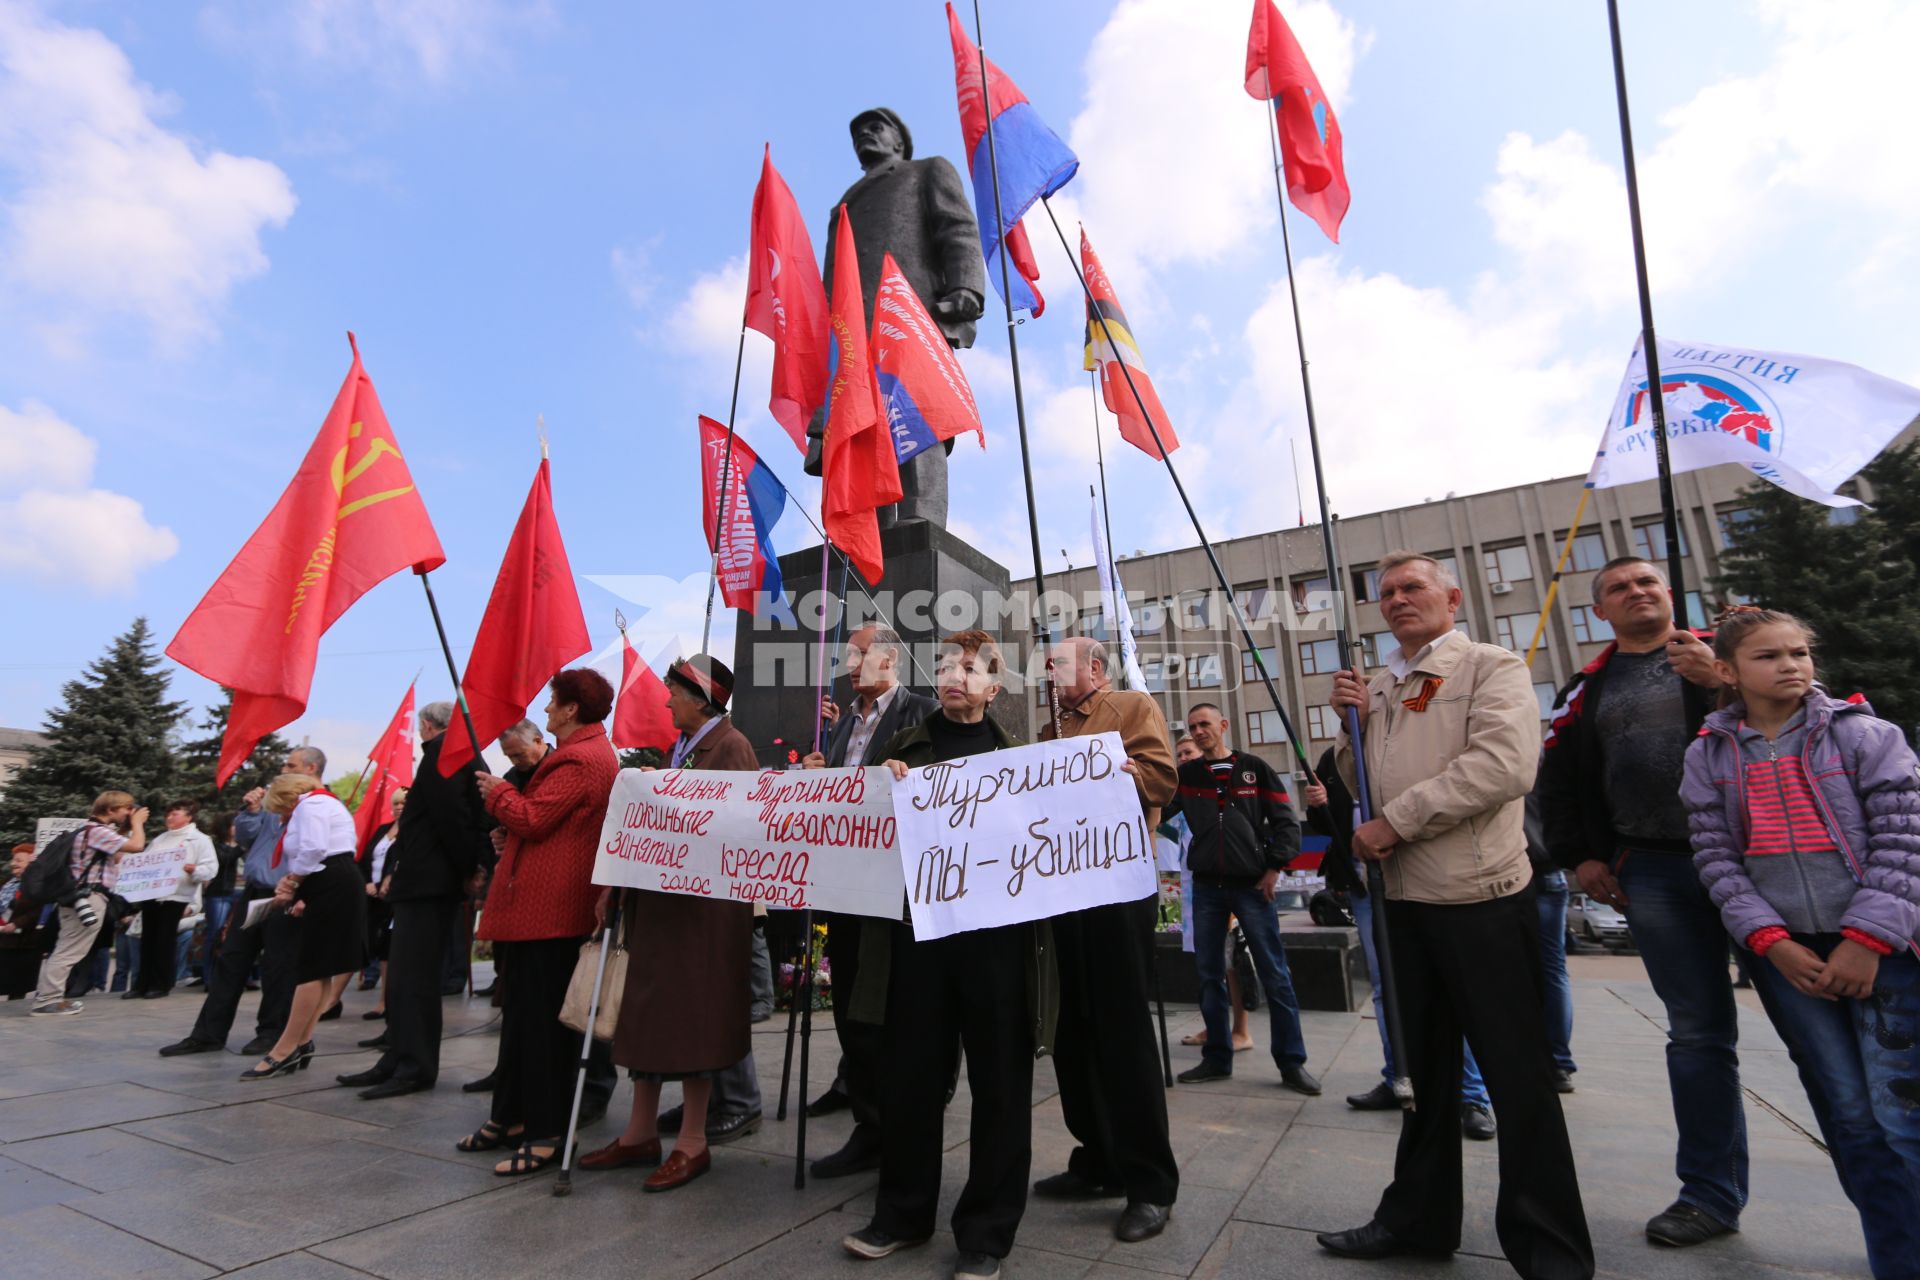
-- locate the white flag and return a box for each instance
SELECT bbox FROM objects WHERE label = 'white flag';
[1587,336,1920,508]
[1090,491,1148,690]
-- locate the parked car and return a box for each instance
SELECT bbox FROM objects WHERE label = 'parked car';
[1568,892,1630,946]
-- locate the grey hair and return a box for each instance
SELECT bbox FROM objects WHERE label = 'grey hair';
[1079,636,1110,672]
[418,701,454,733]
[1378,550,1459,592]
[858,624,905,667]
[498,719,541,745]
[287,745,327,774]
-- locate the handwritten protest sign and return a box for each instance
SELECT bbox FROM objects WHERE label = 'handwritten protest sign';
[592,767,906,918]
[34,817,85,854]
[890,732,1155,940]
[115,843,194,904]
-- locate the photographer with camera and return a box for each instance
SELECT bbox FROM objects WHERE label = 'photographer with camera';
[31,791,148,1015]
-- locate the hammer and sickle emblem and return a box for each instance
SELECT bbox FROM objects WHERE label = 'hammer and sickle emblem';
[331,421,416,519]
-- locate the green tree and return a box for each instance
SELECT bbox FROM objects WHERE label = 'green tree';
[329,772,368,811]
[1715,439,1920,735]
[618,747,666,770]
[0,618,187,845]
[172,688,297,812]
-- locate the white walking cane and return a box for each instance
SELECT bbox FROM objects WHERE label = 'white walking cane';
[554,892,621,1197]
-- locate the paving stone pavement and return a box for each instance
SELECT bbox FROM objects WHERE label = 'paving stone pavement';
[0,956,1872,1279]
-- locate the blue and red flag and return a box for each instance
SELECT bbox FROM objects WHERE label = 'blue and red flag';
[699,417,787,612]
[872,252,983,466]
[946,2,1078,318]
[1244,0,1349,243]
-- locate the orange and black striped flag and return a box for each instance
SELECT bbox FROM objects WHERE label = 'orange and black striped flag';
[1080,228,1179,460]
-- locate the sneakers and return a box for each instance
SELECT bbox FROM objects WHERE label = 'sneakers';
[1646,1200,1736,1247]
[31,1000,83,1016]
[842,1226,931,1260]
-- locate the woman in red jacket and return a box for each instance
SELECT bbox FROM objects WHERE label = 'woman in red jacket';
[464,667,619,1176]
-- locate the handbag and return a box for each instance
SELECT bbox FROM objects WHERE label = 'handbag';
[559,931,626,1041]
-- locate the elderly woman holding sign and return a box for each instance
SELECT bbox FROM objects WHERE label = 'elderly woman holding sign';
[583,655,757,1193]
[466,668,618,1177]
[841,629,1057,1280]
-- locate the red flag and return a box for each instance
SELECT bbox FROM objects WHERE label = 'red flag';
[1080,229,1179,459]
[872,251,983,465]
[611,630,678,753]
[745,145,832,454]
[438,457,590,775]
[352,682,417,853]
[821,206,901,585]
[1244,0,1349,243]
[167,334,445,786]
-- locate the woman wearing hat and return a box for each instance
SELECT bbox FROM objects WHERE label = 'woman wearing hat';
[582,655,757,1192]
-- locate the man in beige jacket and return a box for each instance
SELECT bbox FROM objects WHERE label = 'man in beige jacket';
[1320,551,1592,1280]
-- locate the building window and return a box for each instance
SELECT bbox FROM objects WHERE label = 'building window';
[1178,591,1213,631]
[1188,653,1224,689]
[1236,585,1275,626]
[1432,554,1460,585]
[1352,566,1383,602]
[1483,543,1533,587]
[1307,704,1341,740]
[1248,709,1287,746]
[1360,630,1396,668]
[1560,530,1607,573]
[1241,646,1279,684]
[1685,591,1709,629]
[1299,638,1341,675]
[1632,520,1689,562]
[1290,574,1331,611]
[1493,613,1537,653]
[1139,653,1173,692]
[1534,682,1558,720]
[1134,597,1165,636]
[1453,619,1471,640]
[1717,507,1756,547]
[1570,605,1613,644]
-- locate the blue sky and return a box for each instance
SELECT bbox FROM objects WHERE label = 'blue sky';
[1,0,1914,776]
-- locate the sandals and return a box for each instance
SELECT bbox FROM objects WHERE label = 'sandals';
[494,1140,557,1177]
[456,1122,522,1153]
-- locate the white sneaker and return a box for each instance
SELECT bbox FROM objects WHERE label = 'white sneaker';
[31,1000,84,1016]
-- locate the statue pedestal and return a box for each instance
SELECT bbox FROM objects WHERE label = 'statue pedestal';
[730,522,1033,767]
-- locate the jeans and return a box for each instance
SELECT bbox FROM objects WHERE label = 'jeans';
[1617,849,1748,1226]
[111,928,140,992]
[1353,888,1489,1107]
[1192,880,1307,1072]
[1748,938,1920,1279]
[1536,871,1577,1074]
[200,894,236,974]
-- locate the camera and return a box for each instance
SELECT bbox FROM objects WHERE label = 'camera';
[72,897,99,929]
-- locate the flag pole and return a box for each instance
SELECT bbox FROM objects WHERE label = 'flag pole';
[972,0,1061,739]
[1606,0,1687,625]
[1039,190,1412,1108]
[417,572,486,766]
[1087,375,1127,688]
[702,326,752,656]
[1523,486,1593,668]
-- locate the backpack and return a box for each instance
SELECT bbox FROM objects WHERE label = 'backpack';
[20,825,95,907]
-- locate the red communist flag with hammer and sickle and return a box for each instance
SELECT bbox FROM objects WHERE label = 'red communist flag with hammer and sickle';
[168,334,445,786]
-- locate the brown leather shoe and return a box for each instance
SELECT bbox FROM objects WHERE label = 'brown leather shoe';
[643,1147,710,1192]
[579,1137,662,1171]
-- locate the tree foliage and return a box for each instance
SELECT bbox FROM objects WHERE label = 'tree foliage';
[172,688,296,812]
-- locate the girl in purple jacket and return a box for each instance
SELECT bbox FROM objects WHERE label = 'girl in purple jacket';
[1680,607,1920,1278]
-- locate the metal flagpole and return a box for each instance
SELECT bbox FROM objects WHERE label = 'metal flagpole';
[972,0,1062,738]
[1523,487,1593,668]
[701,326,752,656]
[1606,0,1687,625]
[554,892,622,1196]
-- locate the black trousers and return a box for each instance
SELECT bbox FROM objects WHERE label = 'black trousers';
[189,889,294,1046]
[489,937,587,1140]
[136,901,187,996]
[379,898,459,1085]
[873,922,1034,1259]
[1051,895,1179,1206]
[1375,889,1594,1280]
[823,909,884,1128]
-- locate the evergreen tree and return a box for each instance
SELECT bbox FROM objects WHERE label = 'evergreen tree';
[618,747,666,770]
[0,618,187,845]
[1715,443,1920,735]
[173,688,296,812]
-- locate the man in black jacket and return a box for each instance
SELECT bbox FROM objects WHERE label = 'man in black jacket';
[800,624,938,1178]
[338,701,492,1100]
[1168,703,1319,1094]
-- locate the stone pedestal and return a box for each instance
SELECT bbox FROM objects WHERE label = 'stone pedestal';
[730,522,1033,767]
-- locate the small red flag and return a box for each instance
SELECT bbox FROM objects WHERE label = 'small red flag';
[1244,0,1350,243]
[821,205,901,585]
[438,457,590,776]
[352,682,417,853]
[1080,229,1179,460]
[167,334,445,786]
[699,417,786,614]
[745,145,832,454]
[611,630,678,753]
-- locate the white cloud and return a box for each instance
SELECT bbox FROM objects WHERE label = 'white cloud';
[0,399,177,592]
[0,2,296,346]
[202,0,550,86]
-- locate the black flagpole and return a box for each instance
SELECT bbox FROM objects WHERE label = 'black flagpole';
[417,571,485,766]
[1606,0,1687,625]
[972,0,1061,737]
[701,325,751,655]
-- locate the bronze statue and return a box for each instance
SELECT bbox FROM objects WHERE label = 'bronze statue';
[805,107,986,526]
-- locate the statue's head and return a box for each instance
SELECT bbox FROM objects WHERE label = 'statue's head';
[851,107,913,168]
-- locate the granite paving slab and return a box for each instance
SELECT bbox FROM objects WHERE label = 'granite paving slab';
[0,1082,216,1143]
[2,1125,226,1193]
[0,1203,216,1279]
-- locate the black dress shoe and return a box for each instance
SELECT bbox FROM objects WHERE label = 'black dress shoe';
[706,1108,762,1144]
[810,1128,883,1179]
[1317,1220,1448,1260]
[158,1038,221,1057]
[1033,1169,1124,1200]
[1551,1068,1575,1094]
[357,1032,389,1049]
[240,1034,278,1056]
[461,1073,497,1094]
[1115,1201,1171,1243]
[1345,1081,1404,1110]
[806,1085,851,1117]
[317,1001,343,1022]
[360,1078,430,1101]
[1461,1103,1496,1141]
[361,1009,385,1021]
[1176,1060,1232,1084]
[140,990,168,999]
[1280,1065,1323,1096]
[337,1067,392,1088]
[1646,1201,1736,1247]
[120,989,141,1000]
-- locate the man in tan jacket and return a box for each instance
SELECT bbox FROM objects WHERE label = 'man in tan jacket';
[1033,637,1181,1245]
[1321,552,1592,1280]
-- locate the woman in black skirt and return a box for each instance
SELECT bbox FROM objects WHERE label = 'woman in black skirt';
[240,774,368,1081]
